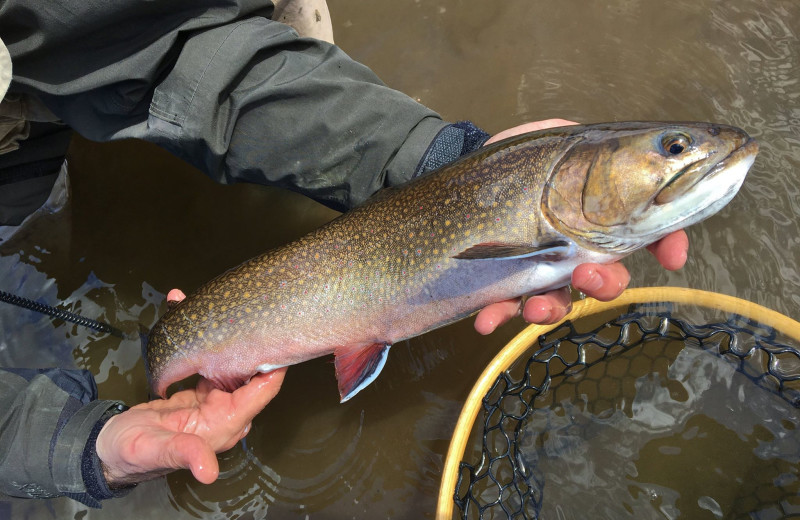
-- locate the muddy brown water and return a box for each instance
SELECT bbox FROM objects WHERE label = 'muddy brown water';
[1,0,799,518]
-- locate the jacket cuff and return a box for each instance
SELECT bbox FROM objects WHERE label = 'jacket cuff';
[413,120,490,176]
[56,401,133,507]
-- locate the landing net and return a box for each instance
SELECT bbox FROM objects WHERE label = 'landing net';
[437,288,800,519]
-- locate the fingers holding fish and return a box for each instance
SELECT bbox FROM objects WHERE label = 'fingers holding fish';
[229,368,287,422]
[96,367,285,487]
[520,287,573,325]
[646,230,689,271]
[474,286,573,334]
[473,298,522,335]
[571,262,631,302]
[167,288,186,302]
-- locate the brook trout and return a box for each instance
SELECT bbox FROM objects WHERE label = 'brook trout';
[145,122,758,402]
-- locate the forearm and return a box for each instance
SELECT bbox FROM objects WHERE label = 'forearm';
[2,0,485,211]
[0,368,130,507]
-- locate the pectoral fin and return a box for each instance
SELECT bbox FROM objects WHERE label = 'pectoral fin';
[453,240,571,260]
[334,342,392,402]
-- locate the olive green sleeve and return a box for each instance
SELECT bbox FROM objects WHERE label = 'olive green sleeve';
[3,0,452,211]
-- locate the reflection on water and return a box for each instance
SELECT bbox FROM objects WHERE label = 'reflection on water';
[519,344,800,519]
[1,0,799,518]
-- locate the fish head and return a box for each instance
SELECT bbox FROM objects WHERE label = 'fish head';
[542,122,758,253]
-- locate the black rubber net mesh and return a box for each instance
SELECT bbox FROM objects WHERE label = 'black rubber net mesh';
[453,302,800,519]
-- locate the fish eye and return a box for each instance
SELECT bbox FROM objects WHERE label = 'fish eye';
[661,133,691,156]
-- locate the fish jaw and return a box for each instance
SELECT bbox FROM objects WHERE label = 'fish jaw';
[616,135,757,247]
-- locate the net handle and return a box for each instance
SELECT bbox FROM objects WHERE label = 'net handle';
[436,286,800,519]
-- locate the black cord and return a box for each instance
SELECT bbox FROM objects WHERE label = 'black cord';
[0,290,124,338]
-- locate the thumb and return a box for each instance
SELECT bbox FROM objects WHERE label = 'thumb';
[166,432,221,484]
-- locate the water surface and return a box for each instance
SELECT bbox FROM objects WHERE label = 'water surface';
[1,0,798,518]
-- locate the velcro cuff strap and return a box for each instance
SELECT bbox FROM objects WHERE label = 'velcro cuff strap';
[52,400,118,494]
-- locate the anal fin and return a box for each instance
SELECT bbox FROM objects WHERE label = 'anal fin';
[334,342,391,403]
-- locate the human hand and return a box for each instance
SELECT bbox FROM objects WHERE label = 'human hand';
[95,289,286,487]
[473,119,690,334]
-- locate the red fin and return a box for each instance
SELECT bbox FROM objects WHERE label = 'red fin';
[334,343,391,402]
[453,240,571,260]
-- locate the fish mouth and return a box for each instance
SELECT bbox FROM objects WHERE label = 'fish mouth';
[654,137,759,205]
[698,137,759,183]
